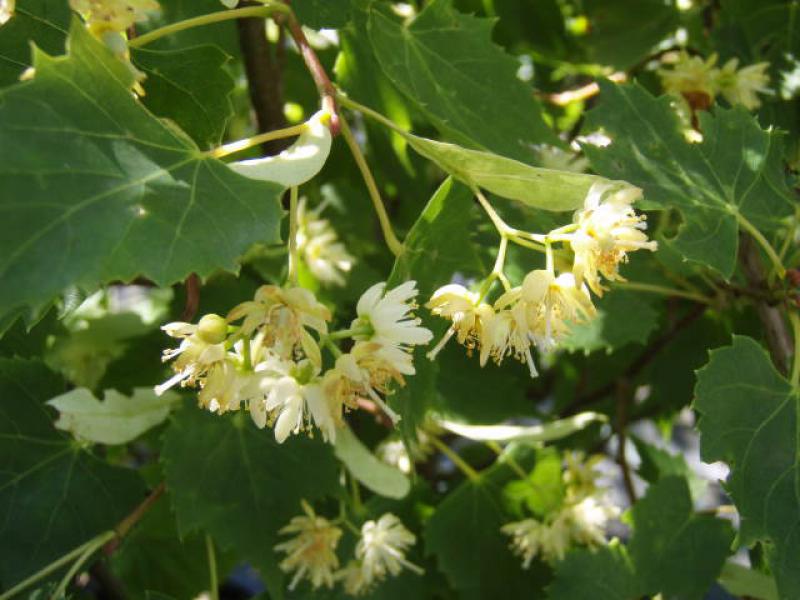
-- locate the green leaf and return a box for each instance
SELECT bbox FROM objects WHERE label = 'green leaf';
[548,543,637,600]
[161,405,340,595]
[424,446,547,599]
[133,45,235,149]
[627,476,733,599]
[0,22,284,315]
[367,0,559,162]
[387,177,481,440]
[563,290,659,353]
[503,448,564,517]
[0,0,69,87]
[403,134,605,212]
[694,335,800,597]
[582,0,679,69]
[0,358,146,587]
[439,412,607,444]
[293,0,351,29]
[334,424,410,499]
[718,562,779,600]
[585,82,795,277]
[631,436,707,501]
[47,387,178,445]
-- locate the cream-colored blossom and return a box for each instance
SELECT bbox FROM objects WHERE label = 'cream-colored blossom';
[563,451,604,500]
[658,51,719,99]
[154,314,228,396]
[562,496,619,547]
[482,290,538,377]
[356,513,423,582]
[337,560,372,596]
[69,0,159,34]
[716,58,771,110]
[426,284,494,359]
[297,198,354,286]
[249,358,337,443]
[353,281,432,347]
[228,285,330,364]
[376,438,412,474]
[520,270,596,350]
[570,184,657,296]
[0,0,15,24]
[501,518,572,566]
[275,501,342,591]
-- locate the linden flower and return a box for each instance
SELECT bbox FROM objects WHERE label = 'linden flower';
[228,285,330,363]
[275,501,343,591]
[351,281,433,370]
[0,0,15,25]
[249,358,337,443]
[521,270,596,350]
[356,514,423,583]
[425,284,494,359]
[69,0,159,34]
[570,184,657,296]
[563,496,619,547]
[716,58,771,110]
[297,198,354,286]
[154,313,228,395]
[337,560,371,596]
[482,292,538,377]
[501,518,571,567]
[563,452,604,500]
[658,51,719,101]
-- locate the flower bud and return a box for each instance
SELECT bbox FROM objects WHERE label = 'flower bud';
[197,313,228,345]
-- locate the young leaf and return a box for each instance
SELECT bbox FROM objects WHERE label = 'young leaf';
[133,45,235,149]
[47,387,179,445]
[0,358,146,587]
[585,81,795,278]
[0,22,284,316]
[694,335,800,597]
[161,405,340,595]
[334,424,410,499]
[367,0,559,162]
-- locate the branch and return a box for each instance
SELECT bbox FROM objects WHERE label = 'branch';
[237,3,291,154]
[104,481,167,554]
[180,273,200,322]
[562,302,707,415]
[739,233,794,375]
[282,10,340,134]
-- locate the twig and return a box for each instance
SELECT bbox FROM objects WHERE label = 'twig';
[539,72,627,106]
[283,10,340,134]
[106,481,167,551]
[237,3,291,154]
[739,234,794,375]
[180,274,200,322]
[562,302,707,415]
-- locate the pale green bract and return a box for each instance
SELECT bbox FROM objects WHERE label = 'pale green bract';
[47,387,180,445]
[437,412,607,443]
[333,424,410,499]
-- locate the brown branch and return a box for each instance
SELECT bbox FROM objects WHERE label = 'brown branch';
[236,2,290,154]
[282,10,340,134]
[103,481,167,554]
[739,234,794,375]
[180,273,200,322]
[562,302,707,416]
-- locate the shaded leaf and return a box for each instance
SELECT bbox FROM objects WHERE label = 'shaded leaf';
[293,0,351,29]
[0,22,284,315]
[367,0,559,162]
[548,543,637,600]
[0,0,68,86]
[0,358,145,587]
[694,335,800,597]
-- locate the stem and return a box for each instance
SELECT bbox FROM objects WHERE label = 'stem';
[349,472,363,514]
[288,186,300,285]
[736,213,786,279]
[485,441,528,478]
[51,531,116,600]
[612,281,715,305]
[338,115,403,256]
[508,234,547,254]
[129,4,289,48]
[336,93,406,136]
[326,326,370,340]
[205,535,219,600]
[430,437,480,482]
[180,273,200,322]
[283,11,340,134]
[209,124,305,159]
[478,236,509,299]
[473,187,509,235]
[114,481,166,539]
[322,336,343,358]
[790,312,800,390]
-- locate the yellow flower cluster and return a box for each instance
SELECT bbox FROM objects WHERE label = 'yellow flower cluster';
[155,281,431,443]
[427,184,656,377]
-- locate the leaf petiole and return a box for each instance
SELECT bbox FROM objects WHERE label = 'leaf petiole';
[209,124,306,159]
